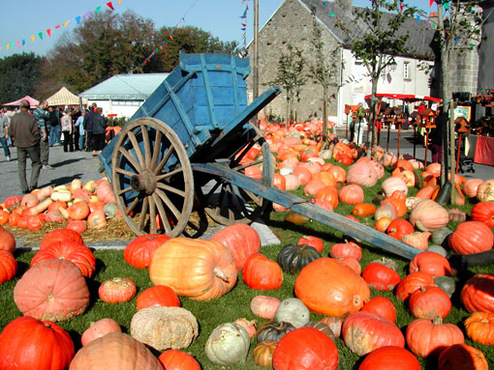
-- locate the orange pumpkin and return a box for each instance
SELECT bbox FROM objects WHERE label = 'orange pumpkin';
[294,258,370,317]
[149,238,237,301]
[338,184,364,205]
[352,203,376,218]
[316,186,339,209]
[381,190,407,217]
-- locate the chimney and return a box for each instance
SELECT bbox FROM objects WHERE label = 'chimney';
[337,0,353,14]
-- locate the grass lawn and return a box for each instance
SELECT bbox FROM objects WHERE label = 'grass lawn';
[1,166,493,369]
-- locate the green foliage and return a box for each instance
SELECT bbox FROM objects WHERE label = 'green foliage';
[106,116,127,128]
[264,44,307,122]
[0,53,46,104]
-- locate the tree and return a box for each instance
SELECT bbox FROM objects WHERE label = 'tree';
[307,7,340,143]
[430,0,484,200]
[265,44,306,124]
[0,53,46,103]
[337,0,417,151]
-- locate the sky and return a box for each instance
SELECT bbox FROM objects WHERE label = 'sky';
[0,0,431,59]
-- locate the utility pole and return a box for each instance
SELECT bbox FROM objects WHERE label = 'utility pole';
[253,0,259,126]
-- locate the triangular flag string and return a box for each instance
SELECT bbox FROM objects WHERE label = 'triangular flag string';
[240,0,250,56]
[141,0,199,67]
[1,0,123,55]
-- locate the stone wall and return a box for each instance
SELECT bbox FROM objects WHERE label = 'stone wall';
[245,0,342,122]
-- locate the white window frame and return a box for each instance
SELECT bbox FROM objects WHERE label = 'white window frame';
[403,62,411,80]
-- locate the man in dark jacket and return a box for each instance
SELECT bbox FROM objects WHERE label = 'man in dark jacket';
[83,103,97,152]
[34,100,53,170]
[9,100,42,193]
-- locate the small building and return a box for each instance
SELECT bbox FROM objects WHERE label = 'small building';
[79,73,169,120]
[246,0,438,124]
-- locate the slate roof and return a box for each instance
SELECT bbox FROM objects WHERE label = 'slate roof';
[297,0,436,59]
[80,73,169,100]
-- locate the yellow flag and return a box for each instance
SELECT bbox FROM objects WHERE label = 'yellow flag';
[6,44,9,51]
[63,20,70,26]
[118,0,122,4]
[31,35,35,42]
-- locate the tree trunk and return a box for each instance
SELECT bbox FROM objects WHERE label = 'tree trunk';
[322,87,328,143]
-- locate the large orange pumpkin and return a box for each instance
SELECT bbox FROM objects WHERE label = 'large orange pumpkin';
[13,259,90,321]
[294,258,370,317]
[0,225,16,253]
[449,221,494,255]
[408,199,450,232]
[316,186,339,209]
[460,273,494,314]
[149,237,237,301]
[211,223,262,272]
[0,316,75,369]
[70,332,162,369]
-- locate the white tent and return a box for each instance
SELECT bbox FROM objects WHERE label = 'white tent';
[47,87,87,106]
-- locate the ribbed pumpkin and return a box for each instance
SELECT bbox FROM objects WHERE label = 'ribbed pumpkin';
[0,225,16,253]
[477,179,494,202]
[70,332,163,369]
[253,341,277,368]
[294,258,370,317]
[409,199,450,232]
[448,221,494,255]
[0,250,17,283]
[460,273,494,314]
[99,277,137,303]
[31,239,96,278]
[250,295,281,319]
[243,253,283,290]
[406,316,464,358]
[342,311,405,356]
[81,318,122,347]
[338,184,364,204]
[409,251,451,277]
[124,234,171,269]
[40,228,83,250]
[316,185,339,209]
[149,237,237,301]
[362,261,401,291]
[471,202,494,228]
[272,327,339,370]
[13,259,90,321]
[401,231,431,250]
[438,343,489,370]
[464,312,494,345]
[408,286,452,320]
[346,161,378,187]
[381,177,408,198]
[0,316,75,369]
[396,271,435,301]
[359,346,421,370]
[276,244,321,274]
[210,223,262,271]
[462,178,483,198]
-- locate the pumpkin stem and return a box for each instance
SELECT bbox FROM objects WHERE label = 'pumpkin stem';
[213,267,230,282]
[432,315,443,325]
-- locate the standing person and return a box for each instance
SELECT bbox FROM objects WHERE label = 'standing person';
[428,118,443,163]
[48,106,61,146]
[72,107,81,150]
[91,107,107,156]
[61,108,74,152]
[83,103,97,152]
[9,100,42,194]
[0,109,11,161]
[75,110,86,151]
[355,102,366,145]
[34,100,53,170]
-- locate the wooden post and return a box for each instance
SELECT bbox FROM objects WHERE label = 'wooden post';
[252,0,259,126]
[450,100,456,204]
[397,121,402,157]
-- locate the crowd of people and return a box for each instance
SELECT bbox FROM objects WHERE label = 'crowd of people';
[1,100,109,193]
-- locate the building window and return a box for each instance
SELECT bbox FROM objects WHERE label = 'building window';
[403,62,411,80]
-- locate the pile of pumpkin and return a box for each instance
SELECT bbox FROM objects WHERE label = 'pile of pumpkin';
[0,178,119,233]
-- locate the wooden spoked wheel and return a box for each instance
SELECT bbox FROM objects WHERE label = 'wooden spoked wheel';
[198,128,272,225]
[111,118,194,237]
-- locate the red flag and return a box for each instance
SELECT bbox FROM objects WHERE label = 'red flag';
[106,2,114,10]
[430,0,434,6]
[47,29,51,37]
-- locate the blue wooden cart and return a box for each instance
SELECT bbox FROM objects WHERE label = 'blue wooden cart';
[100,52,420,260]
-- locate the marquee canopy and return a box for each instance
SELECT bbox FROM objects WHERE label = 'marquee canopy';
[2,95,39,107]
[364,93,442,103]
[47,87,88,106]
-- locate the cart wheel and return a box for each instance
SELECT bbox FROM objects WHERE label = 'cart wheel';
[199,127,272,226]
[111,117,194,237]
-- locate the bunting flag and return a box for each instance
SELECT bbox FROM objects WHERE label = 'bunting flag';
[239,0,250,55]
[1,1,122,55]
[141,0,199,66]
[430,0,434,6]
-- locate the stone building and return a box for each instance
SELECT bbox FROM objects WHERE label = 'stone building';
[478,0,494,94]
[245,0,440,125]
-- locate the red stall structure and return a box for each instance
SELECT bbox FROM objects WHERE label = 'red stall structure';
[364,93,442,158]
